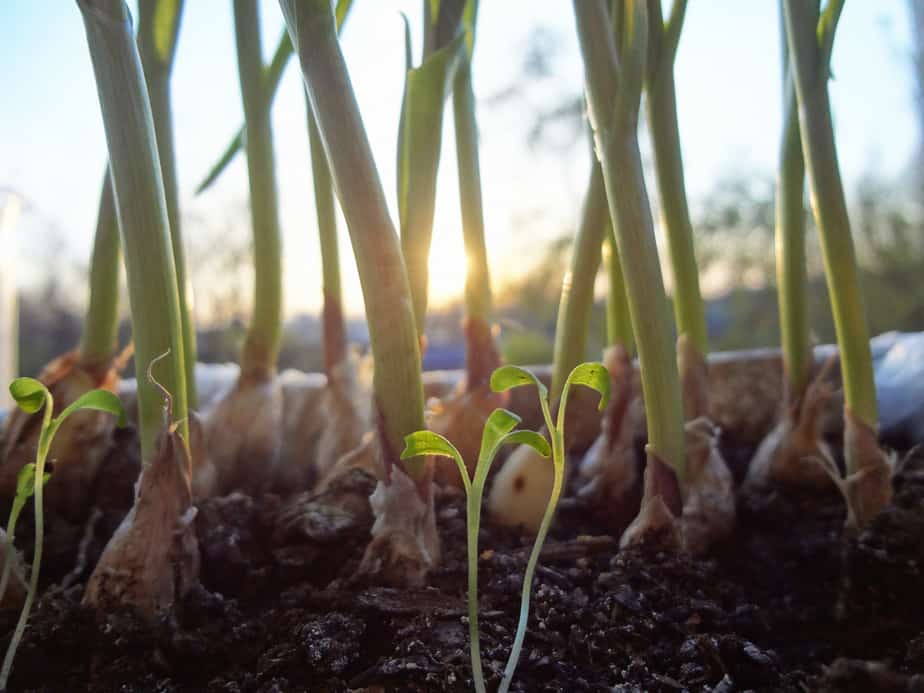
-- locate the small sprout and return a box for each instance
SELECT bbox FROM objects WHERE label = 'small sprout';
[0,378,124,688]
[489,363,609,693]
[401,406,550,693]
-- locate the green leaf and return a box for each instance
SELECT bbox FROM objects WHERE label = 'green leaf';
[476,408,521,463]
[56,389,127,428]
[489,365,548,400]
[196,0,359,196]
[194,129,244,194]
[9,378,48,415]
[401,430,469,489]
[14,464,50,503]
[563,362,611,411]
[397,31,465,328]
[334,0,355,28]
[401,430,460,461]
[500,430,551,457]
[151,0,183,65]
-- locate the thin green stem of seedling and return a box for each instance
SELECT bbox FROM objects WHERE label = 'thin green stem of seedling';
[783,0,877,450]
[401,408,550,693]
[490,363,609,693]
[604,222,634,352]
[281,0,426,474]
[79,0,189,459]
[644,0,707,355]
[0,378,124,689]
[235,0,284,378]
[574,0,686,477]
[79,171,121,369]
[775,1,811,398]
[549,161,608,401]
[138,0,196,407]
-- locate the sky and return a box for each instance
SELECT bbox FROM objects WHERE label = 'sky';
[0,1,919,320]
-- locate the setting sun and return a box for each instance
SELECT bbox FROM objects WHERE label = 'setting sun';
[426,229,469,307]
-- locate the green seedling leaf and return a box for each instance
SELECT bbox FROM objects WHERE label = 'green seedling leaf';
[490,365,549,400]
[401,430,462,463]
[476,408,521,463]
[14,464,49,505]
[56,389,127,428]
[9,378,48,414]
[499,430,551,457]
[563,362,611,411]
[402,430,469,490]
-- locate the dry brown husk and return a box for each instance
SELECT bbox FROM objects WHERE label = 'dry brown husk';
[746,358,837,489]
[0,348,130,521]
[317,430,439,587]
[313,351,370,481]
[619,417,734,554]
[84,413,199,618]
[816,409,895,532]
[196,368,283,497]
[578,345,643,531]
[358,464,439,587]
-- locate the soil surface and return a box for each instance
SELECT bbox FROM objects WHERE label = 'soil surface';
[1,427,923,692]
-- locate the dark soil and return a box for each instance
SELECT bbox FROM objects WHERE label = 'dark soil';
[2,427,924,692]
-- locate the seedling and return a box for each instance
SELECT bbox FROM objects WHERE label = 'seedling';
[490,363,607,691]
[401,408,550,693]
[783,0,892,527]
[0,378,124,689]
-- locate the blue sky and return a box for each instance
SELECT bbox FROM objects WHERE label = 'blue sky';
[1,1,918,318]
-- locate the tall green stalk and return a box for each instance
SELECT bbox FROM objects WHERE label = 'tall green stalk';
[78,0,188,458]
[574,0,686,479]
[196,2,353,195]
[234,0,283,379]
[783,0,878,449]
[549,162,608,401]
[453,0,492,332]
[304,2,354,376]
[78,171,121,369]
[775,3,811,398]
[306,106,346,375]
[280,0,426,473]
[644,0,706,356]
[137,0,195,406]
[605,221,634,351]
[398,1,465,336]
